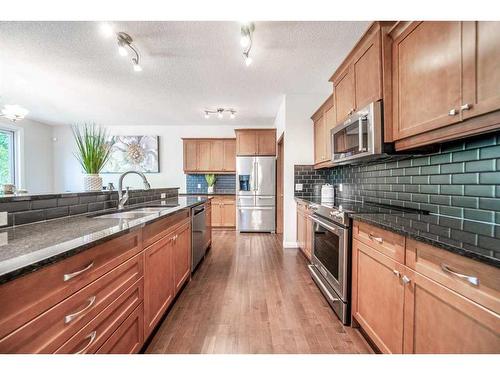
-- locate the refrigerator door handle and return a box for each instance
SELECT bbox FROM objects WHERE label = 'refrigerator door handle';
[255,161,259,192]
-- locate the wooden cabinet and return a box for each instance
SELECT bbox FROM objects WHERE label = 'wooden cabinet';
[330,23,391,127]
[462,21,500,121]
[312,95,334,168]
[391,21,500,150]
[352,220,500,354]
[210,195,236,227]
[403,267,500,354]
[182,138,236,173]
[173,220,191,294]
[352,239,404,353]
[296,201,312,260]
[235,129,276,156]
[96,304,144,354]
[392,21,462,140]
[143,232,174,338]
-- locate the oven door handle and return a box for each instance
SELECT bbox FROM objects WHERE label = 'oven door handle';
[308,265,340,303]
[309,215,343,234]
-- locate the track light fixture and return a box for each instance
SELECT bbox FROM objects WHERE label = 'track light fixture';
[240,22,255,66]
[203,108,236,120]
[100,24,143,72]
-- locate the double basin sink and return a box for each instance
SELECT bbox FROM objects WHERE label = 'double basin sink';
[91,205,178,220]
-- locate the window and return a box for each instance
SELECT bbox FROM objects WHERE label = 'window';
[0,129,15,185]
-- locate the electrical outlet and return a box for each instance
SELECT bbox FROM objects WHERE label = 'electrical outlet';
[197,184,201,189]
[295,183,303,191]
[338,183,343,192]
[160,193,166,199]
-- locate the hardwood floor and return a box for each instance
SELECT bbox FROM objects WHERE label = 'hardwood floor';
[145,230,373,354]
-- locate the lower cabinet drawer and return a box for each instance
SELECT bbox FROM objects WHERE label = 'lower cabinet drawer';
[406,238,500,314]
[96,303,144,354]
[55,278,143,354]
[353,221,405,263]
[0,229,142,339]
[0,254,143,353]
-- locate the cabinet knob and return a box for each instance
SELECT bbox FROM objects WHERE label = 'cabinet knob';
[460,103,472,111]
[448,108,458,116]
[392,270,400,278]
[402,275,411,285]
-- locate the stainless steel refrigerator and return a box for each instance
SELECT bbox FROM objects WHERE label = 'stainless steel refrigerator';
[236,156,276,232]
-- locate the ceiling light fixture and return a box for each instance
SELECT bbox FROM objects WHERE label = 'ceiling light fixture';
[240,22,255,67]
[0,104,29,122]
[100,24,143,73]
[203,108,237,120]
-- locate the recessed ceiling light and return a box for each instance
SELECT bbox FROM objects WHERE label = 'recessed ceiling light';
[230,111,236,119]
[217,109,224,119]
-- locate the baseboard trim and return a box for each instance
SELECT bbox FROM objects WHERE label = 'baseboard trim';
[283,241,299,248]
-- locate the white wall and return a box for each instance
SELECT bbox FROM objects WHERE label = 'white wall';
[52,124,271,192]
[276,93,326,247]
[0,117,54,193]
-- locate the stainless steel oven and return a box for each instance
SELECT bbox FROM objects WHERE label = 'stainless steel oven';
[308,213,351,324]
[331,100,385,165]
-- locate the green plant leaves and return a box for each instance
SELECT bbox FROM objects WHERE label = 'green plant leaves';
[71,123,112,174]
[205,174,216,187]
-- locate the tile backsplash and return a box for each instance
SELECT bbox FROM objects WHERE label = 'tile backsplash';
[186,174,236,194]
[295,132,500,224]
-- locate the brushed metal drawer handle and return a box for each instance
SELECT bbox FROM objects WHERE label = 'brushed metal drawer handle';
[441,263,479,286]
[75,331,97,354]
[63,261,94,282]
[368,233,383,243]
[64,296,96,324]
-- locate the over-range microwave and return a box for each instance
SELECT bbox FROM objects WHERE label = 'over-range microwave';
[330,100,395,165]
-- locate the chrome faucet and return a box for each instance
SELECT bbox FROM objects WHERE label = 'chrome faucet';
[117,171,151,210]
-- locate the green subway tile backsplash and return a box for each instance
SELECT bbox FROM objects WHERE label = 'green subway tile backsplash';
[295,132,500,224]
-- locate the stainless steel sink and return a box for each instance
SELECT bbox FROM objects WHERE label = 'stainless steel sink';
[92,206,172,219]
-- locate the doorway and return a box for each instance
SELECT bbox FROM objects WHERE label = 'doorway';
[276,133,284,234]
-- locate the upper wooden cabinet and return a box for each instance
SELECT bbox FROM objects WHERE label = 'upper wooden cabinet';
[235,129,276,156]
[311,95,334,168]
[329,22,393,132]
[182,138,236,173]
[391,21,500,150]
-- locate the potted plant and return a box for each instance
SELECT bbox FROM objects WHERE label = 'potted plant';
[72,123,112,192]
[205,174,216,194]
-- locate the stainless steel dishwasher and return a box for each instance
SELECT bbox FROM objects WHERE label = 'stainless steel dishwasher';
[191,204,207,272]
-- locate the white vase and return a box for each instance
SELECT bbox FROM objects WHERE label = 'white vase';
[83,174,103,192]
[207,186,215,194]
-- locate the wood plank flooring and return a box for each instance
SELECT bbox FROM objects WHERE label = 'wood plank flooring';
[145,230,372,354]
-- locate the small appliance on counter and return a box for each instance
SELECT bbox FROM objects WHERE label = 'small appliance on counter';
[320,184,335,203]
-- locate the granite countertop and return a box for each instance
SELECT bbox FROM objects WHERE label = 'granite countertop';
[295,196,500,268]
[0,196,208,284]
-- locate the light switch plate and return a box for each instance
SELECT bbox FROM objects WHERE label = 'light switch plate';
[197,184,201,189]
[295,183,303,191]
[0,212,7,227]
[160,193,166,198]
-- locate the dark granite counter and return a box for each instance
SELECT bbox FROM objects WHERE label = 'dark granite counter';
[295,196,500,268]
[0,196,208,284]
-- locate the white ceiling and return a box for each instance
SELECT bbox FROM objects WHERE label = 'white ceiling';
[0,21,369,126]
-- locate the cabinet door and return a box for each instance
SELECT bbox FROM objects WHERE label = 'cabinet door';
[354,32,382,109]
[304,215,312,260]
[223,139,236,171]
[236,131,257,156]
[296,210,305,251]
[334,66,355,125]
[462,21,500,120]
[197,141,212,171]
[313,114,326,164]
[211,200,222,227]
[96,304,144,354]
[352,239,405,353]
[393,21,462,140]
[183,140,198,172]
[143,235,174,337]
[257,130,276,156]
[173,221,191,294]
[403,268,500,354]
[221,200,236,227]
[210,140,224,171]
